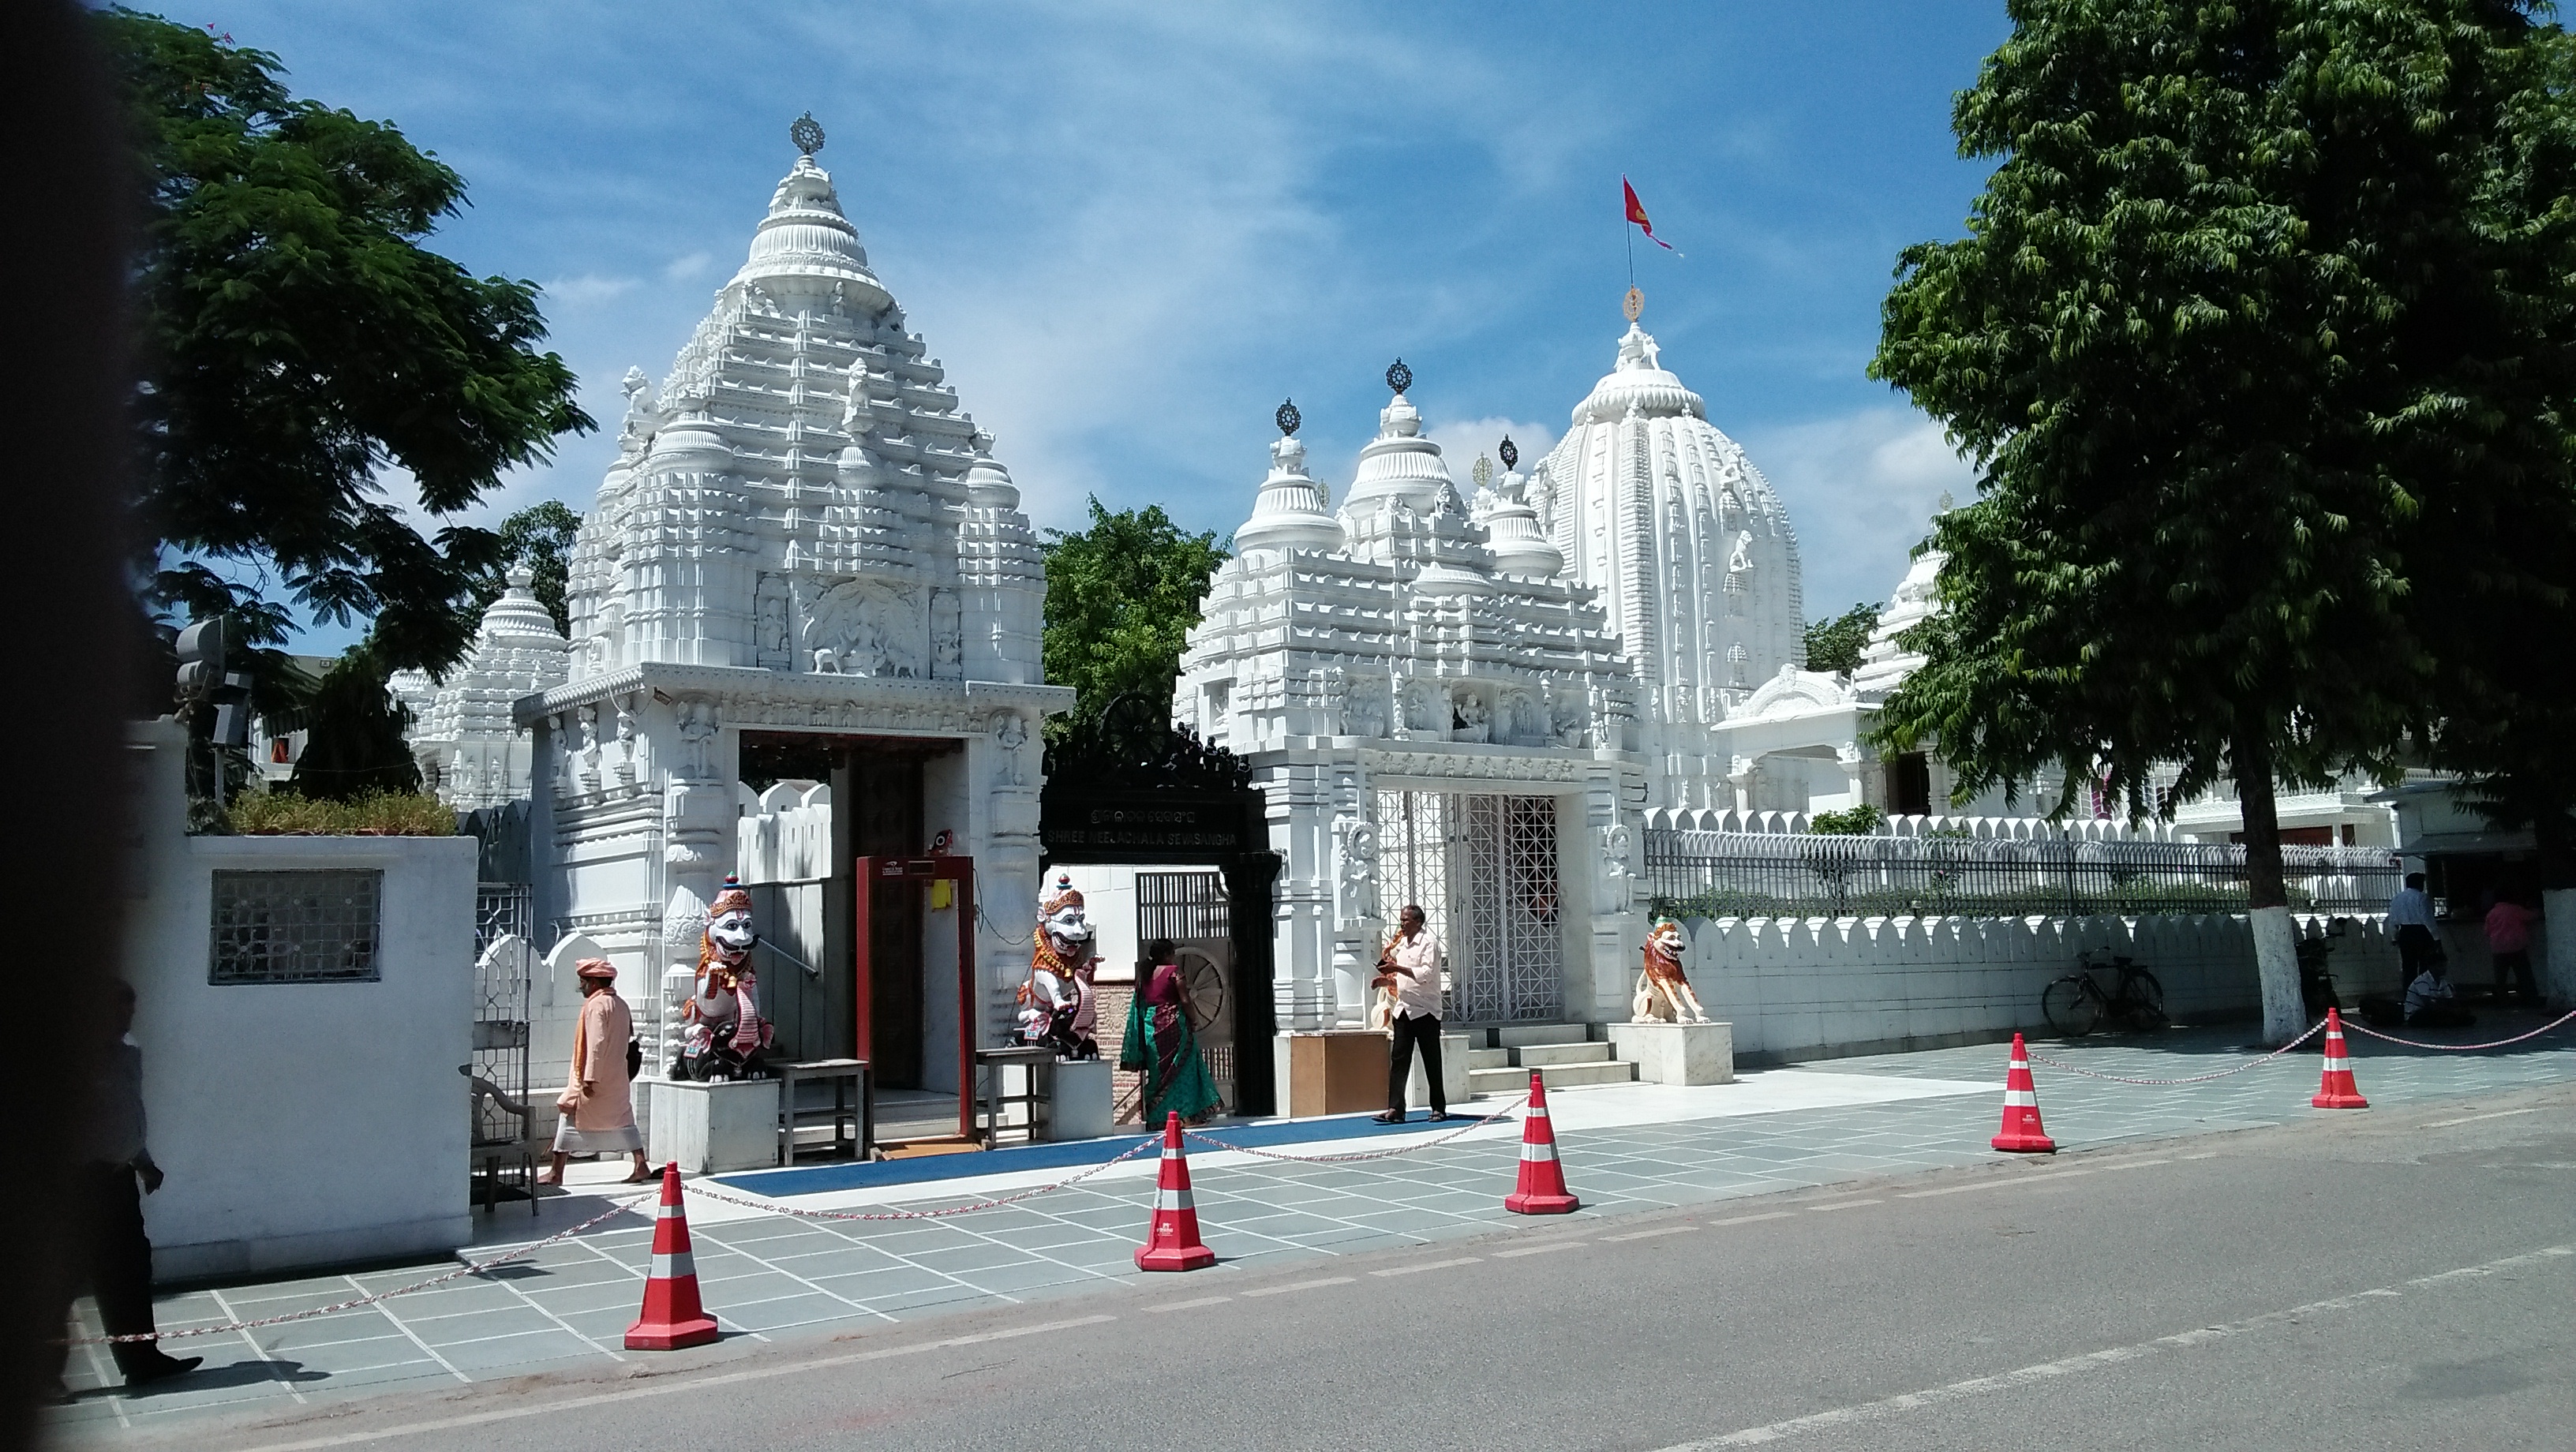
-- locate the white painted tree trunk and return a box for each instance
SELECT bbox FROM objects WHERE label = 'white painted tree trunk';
[2544,887,2576,1011]
[2251,905,2305,1044]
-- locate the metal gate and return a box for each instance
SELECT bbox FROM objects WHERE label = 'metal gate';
[470,883,534,1151]
[1373,791,1563,1024]
[1136,871,1234,1111]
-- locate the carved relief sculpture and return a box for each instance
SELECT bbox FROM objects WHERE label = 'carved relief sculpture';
[1451,687,1492,744]
[1333,815,1380,930]
[1631,917,1711,1024]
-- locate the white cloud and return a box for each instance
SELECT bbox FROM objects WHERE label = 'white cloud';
[661,251,713,283]
[540,272,640,307]
[1736,406,1974,619]
[1417,415,1559,488]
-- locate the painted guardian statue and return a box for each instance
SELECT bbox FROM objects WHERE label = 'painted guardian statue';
[1632,916,1711,1024]
[1017,873,1100,1059]
[679,875,775,1080]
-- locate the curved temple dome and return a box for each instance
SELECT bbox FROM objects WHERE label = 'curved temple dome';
[1530,313,1805,807]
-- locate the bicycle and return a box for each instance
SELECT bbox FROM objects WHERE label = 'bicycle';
[2041,949,2167,1036]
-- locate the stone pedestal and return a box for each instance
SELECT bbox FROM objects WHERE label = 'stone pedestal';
[1608,1020,1734,1086]
[1043,1059,1114,1141]
[1282,1029,1395,1117]
[1404,1032,1473,1110]
[650,1078,784,1174]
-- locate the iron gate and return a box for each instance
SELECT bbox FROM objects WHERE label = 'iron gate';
[1373,791,1563,1024]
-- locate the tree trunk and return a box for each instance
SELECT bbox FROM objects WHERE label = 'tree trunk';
[2233,727,2306,1043]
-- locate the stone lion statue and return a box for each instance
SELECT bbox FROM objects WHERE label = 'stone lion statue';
[1632,917,1711,1024]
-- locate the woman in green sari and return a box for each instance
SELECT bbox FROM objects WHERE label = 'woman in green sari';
[1121,940,1222,1124]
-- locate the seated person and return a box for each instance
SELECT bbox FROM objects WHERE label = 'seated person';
[2403,964,2473,1028]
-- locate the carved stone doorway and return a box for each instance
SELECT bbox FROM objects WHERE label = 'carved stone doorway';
[1374,789,1564,1024]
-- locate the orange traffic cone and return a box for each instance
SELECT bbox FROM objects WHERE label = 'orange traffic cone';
[1503,1072,1580,1214]
[1990,1033,2057,1153]
[1133,1111,1216,1271]
[624,1162,721,1350]
[2310,1007,2369,1109]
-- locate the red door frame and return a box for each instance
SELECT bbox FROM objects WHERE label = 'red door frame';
[852,854,979,1140]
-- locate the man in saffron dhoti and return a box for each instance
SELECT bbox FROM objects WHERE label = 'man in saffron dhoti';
[543,959,649,1184]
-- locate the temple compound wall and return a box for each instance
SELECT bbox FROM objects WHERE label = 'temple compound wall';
[1674,911,2406,1065]
[517,133,1068,1106]
[121,720,477,1280]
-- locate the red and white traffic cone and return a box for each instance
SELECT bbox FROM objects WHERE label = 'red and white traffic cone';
[2310,1007,2369,1109]
[624,1162,720,1350]
[1133,1111,1216,1271]
[1503,1072,1580,1214]
[1990,1033,2057,1153]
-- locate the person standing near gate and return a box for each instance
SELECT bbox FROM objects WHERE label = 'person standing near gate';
[1374,904,1449,1124]
[2387,872,2440,990]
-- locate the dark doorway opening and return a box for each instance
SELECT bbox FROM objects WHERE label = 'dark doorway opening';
[1885,752,1932,818]
[739,732,954,1092]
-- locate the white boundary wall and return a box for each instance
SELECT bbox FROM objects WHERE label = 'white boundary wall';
[1676,911,2405,1063]
[123,720,478,1282]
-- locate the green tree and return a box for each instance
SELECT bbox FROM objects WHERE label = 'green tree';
[287,642,422,801]
[1869,0,2576,1042]
[102,9,592,676]
[1041,498,1230,734]
[1803,602,1880,675]
[468,500,583,635]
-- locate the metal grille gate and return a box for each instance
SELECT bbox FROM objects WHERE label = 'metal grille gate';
[1135,872,1234,1112]
[1373,791,1563,1024]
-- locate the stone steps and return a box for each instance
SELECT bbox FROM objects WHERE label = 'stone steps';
[1455,1023,1640,1094]
[1513,1042,1612,1068]
[1468,1058,1639,1093]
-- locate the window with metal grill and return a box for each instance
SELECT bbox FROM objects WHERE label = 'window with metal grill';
[208,870,383,984]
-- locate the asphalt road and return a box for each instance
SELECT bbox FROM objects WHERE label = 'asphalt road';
[71,1083,2576,1452]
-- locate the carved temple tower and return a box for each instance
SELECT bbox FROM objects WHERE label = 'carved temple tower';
[523,122,1069,1098]
[1530,307,1805,809]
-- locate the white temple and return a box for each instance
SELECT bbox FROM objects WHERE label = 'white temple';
[1530,319,1806,809]
[516,126,1068,1097]
[1177,371,1646,1035]
[406,567,571,810]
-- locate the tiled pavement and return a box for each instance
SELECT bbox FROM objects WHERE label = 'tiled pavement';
[52,1009,2576,1436]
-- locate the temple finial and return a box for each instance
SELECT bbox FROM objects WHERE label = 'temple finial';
[789,111,826,157]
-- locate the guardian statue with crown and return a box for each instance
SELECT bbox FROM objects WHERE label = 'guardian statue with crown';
[1017,873,1100,1059]
[677,875,776,1080]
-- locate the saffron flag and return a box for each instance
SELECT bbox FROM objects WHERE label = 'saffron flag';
[1623,176,1679,254]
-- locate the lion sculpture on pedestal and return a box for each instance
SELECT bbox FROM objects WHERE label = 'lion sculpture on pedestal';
[1632,917,1711,1024]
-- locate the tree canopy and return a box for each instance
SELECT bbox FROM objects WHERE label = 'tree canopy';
[1803,602,1880,675]
[103,9,592,677]
[1869,0,2576,1036]
[470,500,583,636]
[1040,498,1230,731]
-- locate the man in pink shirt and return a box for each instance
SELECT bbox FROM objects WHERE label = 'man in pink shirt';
[2484,896,2539,1005]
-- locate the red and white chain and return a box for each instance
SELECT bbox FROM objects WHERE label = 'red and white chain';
[1181,1095,1530,1163]
[2024,1018,2327,1085]
[64,1192,655,1346]
[681,1132,1163,1222]
[2335,1004,2576,1052]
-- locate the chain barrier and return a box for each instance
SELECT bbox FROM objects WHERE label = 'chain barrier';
[2024,1019,2327,1085]
[63,1192,657,1346]
[2335,1004,2576,1053]
[1183,1095,1530,1163]
[681,1132,1163,1222]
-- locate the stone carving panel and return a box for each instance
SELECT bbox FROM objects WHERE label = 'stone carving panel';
[799,577,925,678]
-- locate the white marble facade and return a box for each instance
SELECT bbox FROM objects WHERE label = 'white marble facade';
[406,568,571,810]
[517,133,1069,1092]
[1530,320,1806,810]
[1176,374,1646,1038]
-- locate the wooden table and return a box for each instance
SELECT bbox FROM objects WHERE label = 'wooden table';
[777,1058,871,1165]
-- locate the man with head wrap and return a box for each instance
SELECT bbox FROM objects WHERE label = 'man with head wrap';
[542,959,648,1184]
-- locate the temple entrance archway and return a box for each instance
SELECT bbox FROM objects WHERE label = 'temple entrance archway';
[1373,789,1565,1024]
[1039,697,1279,1117]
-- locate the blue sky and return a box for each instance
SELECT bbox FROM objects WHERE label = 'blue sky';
[197,2,2012,653]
